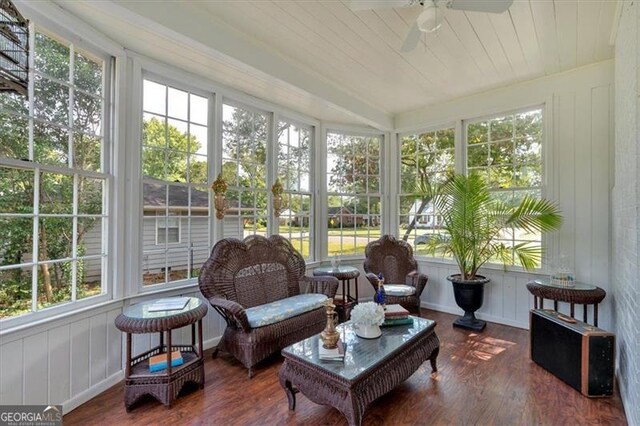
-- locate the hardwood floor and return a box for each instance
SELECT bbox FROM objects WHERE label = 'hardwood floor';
[64,310,627,425]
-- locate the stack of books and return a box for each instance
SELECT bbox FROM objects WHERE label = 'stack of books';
[149,350,184,372]
[318,339,346,362]
[382,304,413,327]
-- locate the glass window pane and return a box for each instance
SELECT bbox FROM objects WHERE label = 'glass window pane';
[490,116,514,141]
[39,172,73,214]
[77,257,103,300]
[74,51,103,96]
[39,217,73,260]
[0,167,34,213]
[142,250,167,285]
[73,91,102,136]
[190,94,208,126]
[73,133,102,172]
[0,267,33,318]
[37,260,73,310]
[78,177,103,215]
[77,217,103,257]
[0,112,28,160]
[34,76,69,126]
[0,217,33,267]
[34,122,68,166]
[467,122,488,144]
[168,87,188,120]
[35,32,69,81]
[143,80,166,115]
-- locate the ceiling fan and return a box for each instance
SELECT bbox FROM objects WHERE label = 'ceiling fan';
[349,0,514,52]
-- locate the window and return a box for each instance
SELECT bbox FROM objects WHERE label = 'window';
[399,128,455,255]
[221,102,268,239]
[277,120,313,258]
[466,107,543,265]
[0,28,108,319]
[141,79,210,286]
[156,214,180,244]
[326,131,382,256]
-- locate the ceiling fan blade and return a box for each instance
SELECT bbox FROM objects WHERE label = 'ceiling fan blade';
[445,0,513,13]
[348,0,418,11]
[401,22,422,52]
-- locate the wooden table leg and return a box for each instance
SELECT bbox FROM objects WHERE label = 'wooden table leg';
[533,296,538,309]
[594,304,599,327]
[160,331,164,351]
[583,305,588,323]
[553,300,558,311]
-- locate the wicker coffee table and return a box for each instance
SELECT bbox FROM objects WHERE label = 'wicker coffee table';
[115,297,208,411]
[279,316,439,426]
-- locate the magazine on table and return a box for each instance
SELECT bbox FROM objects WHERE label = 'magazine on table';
[148,297,190,312]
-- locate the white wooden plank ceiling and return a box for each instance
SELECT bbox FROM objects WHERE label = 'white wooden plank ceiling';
[53,0,616,127]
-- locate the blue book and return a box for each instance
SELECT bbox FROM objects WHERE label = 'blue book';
[149,351,184,372]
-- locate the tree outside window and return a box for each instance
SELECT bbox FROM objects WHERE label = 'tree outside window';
[326,131,382,256]
[141,79,209,286]
[466,108,544,265]
[399,128,455,256]
[0,28,107,319]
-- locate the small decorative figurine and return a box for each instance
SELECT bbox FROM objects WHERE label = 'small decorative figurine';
[320,298,340,349]
[374,272,386,307]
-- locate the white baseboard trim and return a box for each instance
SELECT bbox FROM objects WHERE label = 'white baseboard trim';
[203,336,221,351]
[421,301,529,330]
[63,371,124,413]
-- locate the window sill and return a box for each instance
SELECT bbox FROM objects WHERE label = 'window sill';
[415,256,548,277]
[0,293,115,338]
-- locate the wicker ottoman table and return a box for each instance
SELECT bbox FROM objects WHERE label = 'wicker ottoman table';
[279,316,439,426]
[115,297,208,411]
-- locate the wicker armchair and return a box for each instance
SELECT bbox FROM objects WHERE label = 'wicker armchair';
[363,235,428,315]
[199,235,338,378]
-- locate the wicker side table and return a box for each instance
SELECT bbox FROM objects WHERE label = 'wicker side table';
[313,265,360,322]
[526,280,606,326]
[115,297,208,411]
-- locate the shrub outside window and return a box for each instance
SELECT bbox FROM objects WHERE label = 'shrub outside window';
[0,28,109,320]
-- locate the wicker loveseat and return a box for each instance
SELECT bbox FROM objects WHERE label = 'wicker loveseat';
[199,235,338,378]
[363,235,428,315]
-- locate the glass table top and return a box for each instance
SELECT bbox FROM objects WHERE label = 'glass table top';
[122,296,203,320]
[282,316,435,381]
[532,279,597,291]
[313,265,359,274]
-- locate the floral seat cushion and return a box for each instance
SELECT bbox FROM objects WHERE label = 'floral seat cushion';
[384,284,416,296]
[245,293,328,328]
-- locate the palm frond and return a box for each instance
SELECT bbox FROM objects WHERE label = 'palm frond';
[506,196,563,234]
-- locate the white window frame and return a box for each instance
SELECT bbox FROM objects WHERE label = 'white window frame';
[274,116,315,260]
[324,128,384,259]
[220,98,271,240]
[463,105,546,267]
[140,74,213,289]
[397,125,456,256]
[0,23,114,327]
[396,103,549,271]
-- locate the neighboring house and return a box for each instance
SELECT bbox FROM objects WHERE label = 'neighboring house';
[278,209,310,227]
[84,182,245,280]
[407,200,443,229]
[327,206,364,227]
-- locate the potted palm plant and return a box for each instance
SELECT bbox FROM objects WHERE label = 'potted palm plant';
[426,173,562,331]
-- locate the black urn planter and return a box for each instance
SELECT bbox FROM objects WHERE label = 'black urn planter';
[447,274,490,332]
